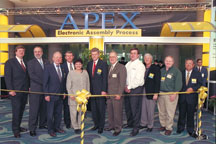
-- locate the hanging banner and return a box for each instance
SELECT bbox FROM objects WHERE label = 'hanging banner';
[56,29,142,37]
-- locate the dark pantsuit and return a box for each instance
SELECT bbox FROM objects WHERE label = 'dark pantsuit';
[47,99,63,134]
[125,86,143,129]
[177,100,197,133]
[11,93,28,134]
[91,97,106,129]
[29,94,47,131]
[63,97,71,127]
[107,98,123,132]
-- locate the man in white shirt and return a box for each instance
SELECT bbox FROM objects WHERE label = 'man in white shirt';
[4,45,29,138]
[28,46,49,136]
[195,59,208,86]
[124,48,145,136]
[62,51,75,128]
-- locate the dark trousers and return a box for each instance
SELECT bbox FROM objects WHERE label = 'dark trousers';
[11,93,28,134]
[29,94,47,131]
[124,86,143,129]
[63,96,71,127]
[177,101,197,133]
[47,99,63,134]
[91,97,106,129]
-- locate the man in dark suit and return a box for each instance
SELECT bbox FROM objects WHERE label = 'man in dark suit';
[28,46,49,136]
[104,51,127,136]
[4,45,29,138]
[43,51,66,137]
[140,53,161,132]
[62,51,74,129]
[177,59,202,137]
[194,59,208,86]
[87,48,108,134]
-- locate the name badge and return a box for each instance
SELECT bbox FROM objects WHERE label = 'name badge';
[161,77,165,81]
[148,73,154,79]
[167,74,172,79]
[97,69,102,75]
[112,74,117,78]
[192,78,197,84]
[202,73,204,78]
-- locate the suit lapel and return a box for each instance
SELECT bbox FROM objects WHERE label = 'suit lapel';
[14,58,26,72]
[52,64,61,83]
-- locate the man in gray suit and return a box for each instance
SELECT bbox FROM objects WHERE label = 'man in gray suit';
[104,51,127,136]
[28,46,49,136]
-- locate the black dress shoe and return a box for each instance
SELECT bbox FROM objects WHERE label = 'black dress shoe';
[30,131,36,136]
[39,126,48,129]
[14,133,21,138]
[188,131,198,138]
[113,131,121,136]
[104,127,114,131]
[55,129,65,133]
[98,128,103,134]
[139,125,147,129]
[49,133,56,137]
[74,129,81,134]
[176,129,183,134]
[146,128,153,132]
[122,124,133,128]
[91,126,98,131]
[130,129,139,136]
[66,125,71,129]
[20,127,27,132]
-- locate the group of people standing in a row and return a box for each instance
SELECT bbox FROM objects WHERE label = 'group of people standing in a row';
[4,45,207,139]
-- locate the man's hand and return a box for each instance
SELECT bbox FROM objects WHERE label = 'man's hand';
[125,86,131,93]
[63,95,66,99]
[115,95,121,100]
[101,91,107,95]
[45,96,50,102]
[153,94,158,100]
[70,96,75,100]
[186,88,194,93]
[170,94,177,102]
[9,91,16,96]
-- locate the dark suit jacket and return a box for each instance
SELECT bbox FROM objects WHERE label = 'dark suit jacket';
[179,69,202,104]
[4,58,29,91]
[87,59,108,94]
[144,64,161,99]
[108,62,127,95]
[194,66,208,86]
[43,63,66,101]
[28,58,49,92]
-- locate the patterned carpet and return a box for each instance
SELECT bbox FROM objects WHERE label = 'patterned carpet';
[0,98,215,144]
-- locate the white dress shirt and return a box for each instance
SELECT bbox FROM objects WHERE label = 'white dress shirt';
[67,61,74,71]
[16,56,26,67]
[54,63,62,77]
[125,58,145,89]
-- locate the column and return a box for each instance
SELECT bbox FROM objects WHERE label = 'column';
[163,45,179,67]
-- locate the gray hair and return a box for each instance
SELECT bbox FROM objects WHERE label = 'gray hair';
[144,53,153,60]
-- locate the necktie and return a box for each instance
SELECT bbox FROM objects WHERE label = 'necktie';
[92,62,96,76]
[39,59,44,69]
[70,63,73,71]
[186,71,190,85]
[20,60,26,72]
[198,67,201,72]
[109,65,114,75]
[57,65,62,82]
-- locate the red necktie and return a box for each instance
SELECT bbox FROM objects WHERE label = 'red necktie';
[20,60,26,72]
[92,62,96,76]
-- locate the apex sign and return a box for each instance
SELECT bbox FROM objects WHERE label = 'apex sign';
[60,12,140,29]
